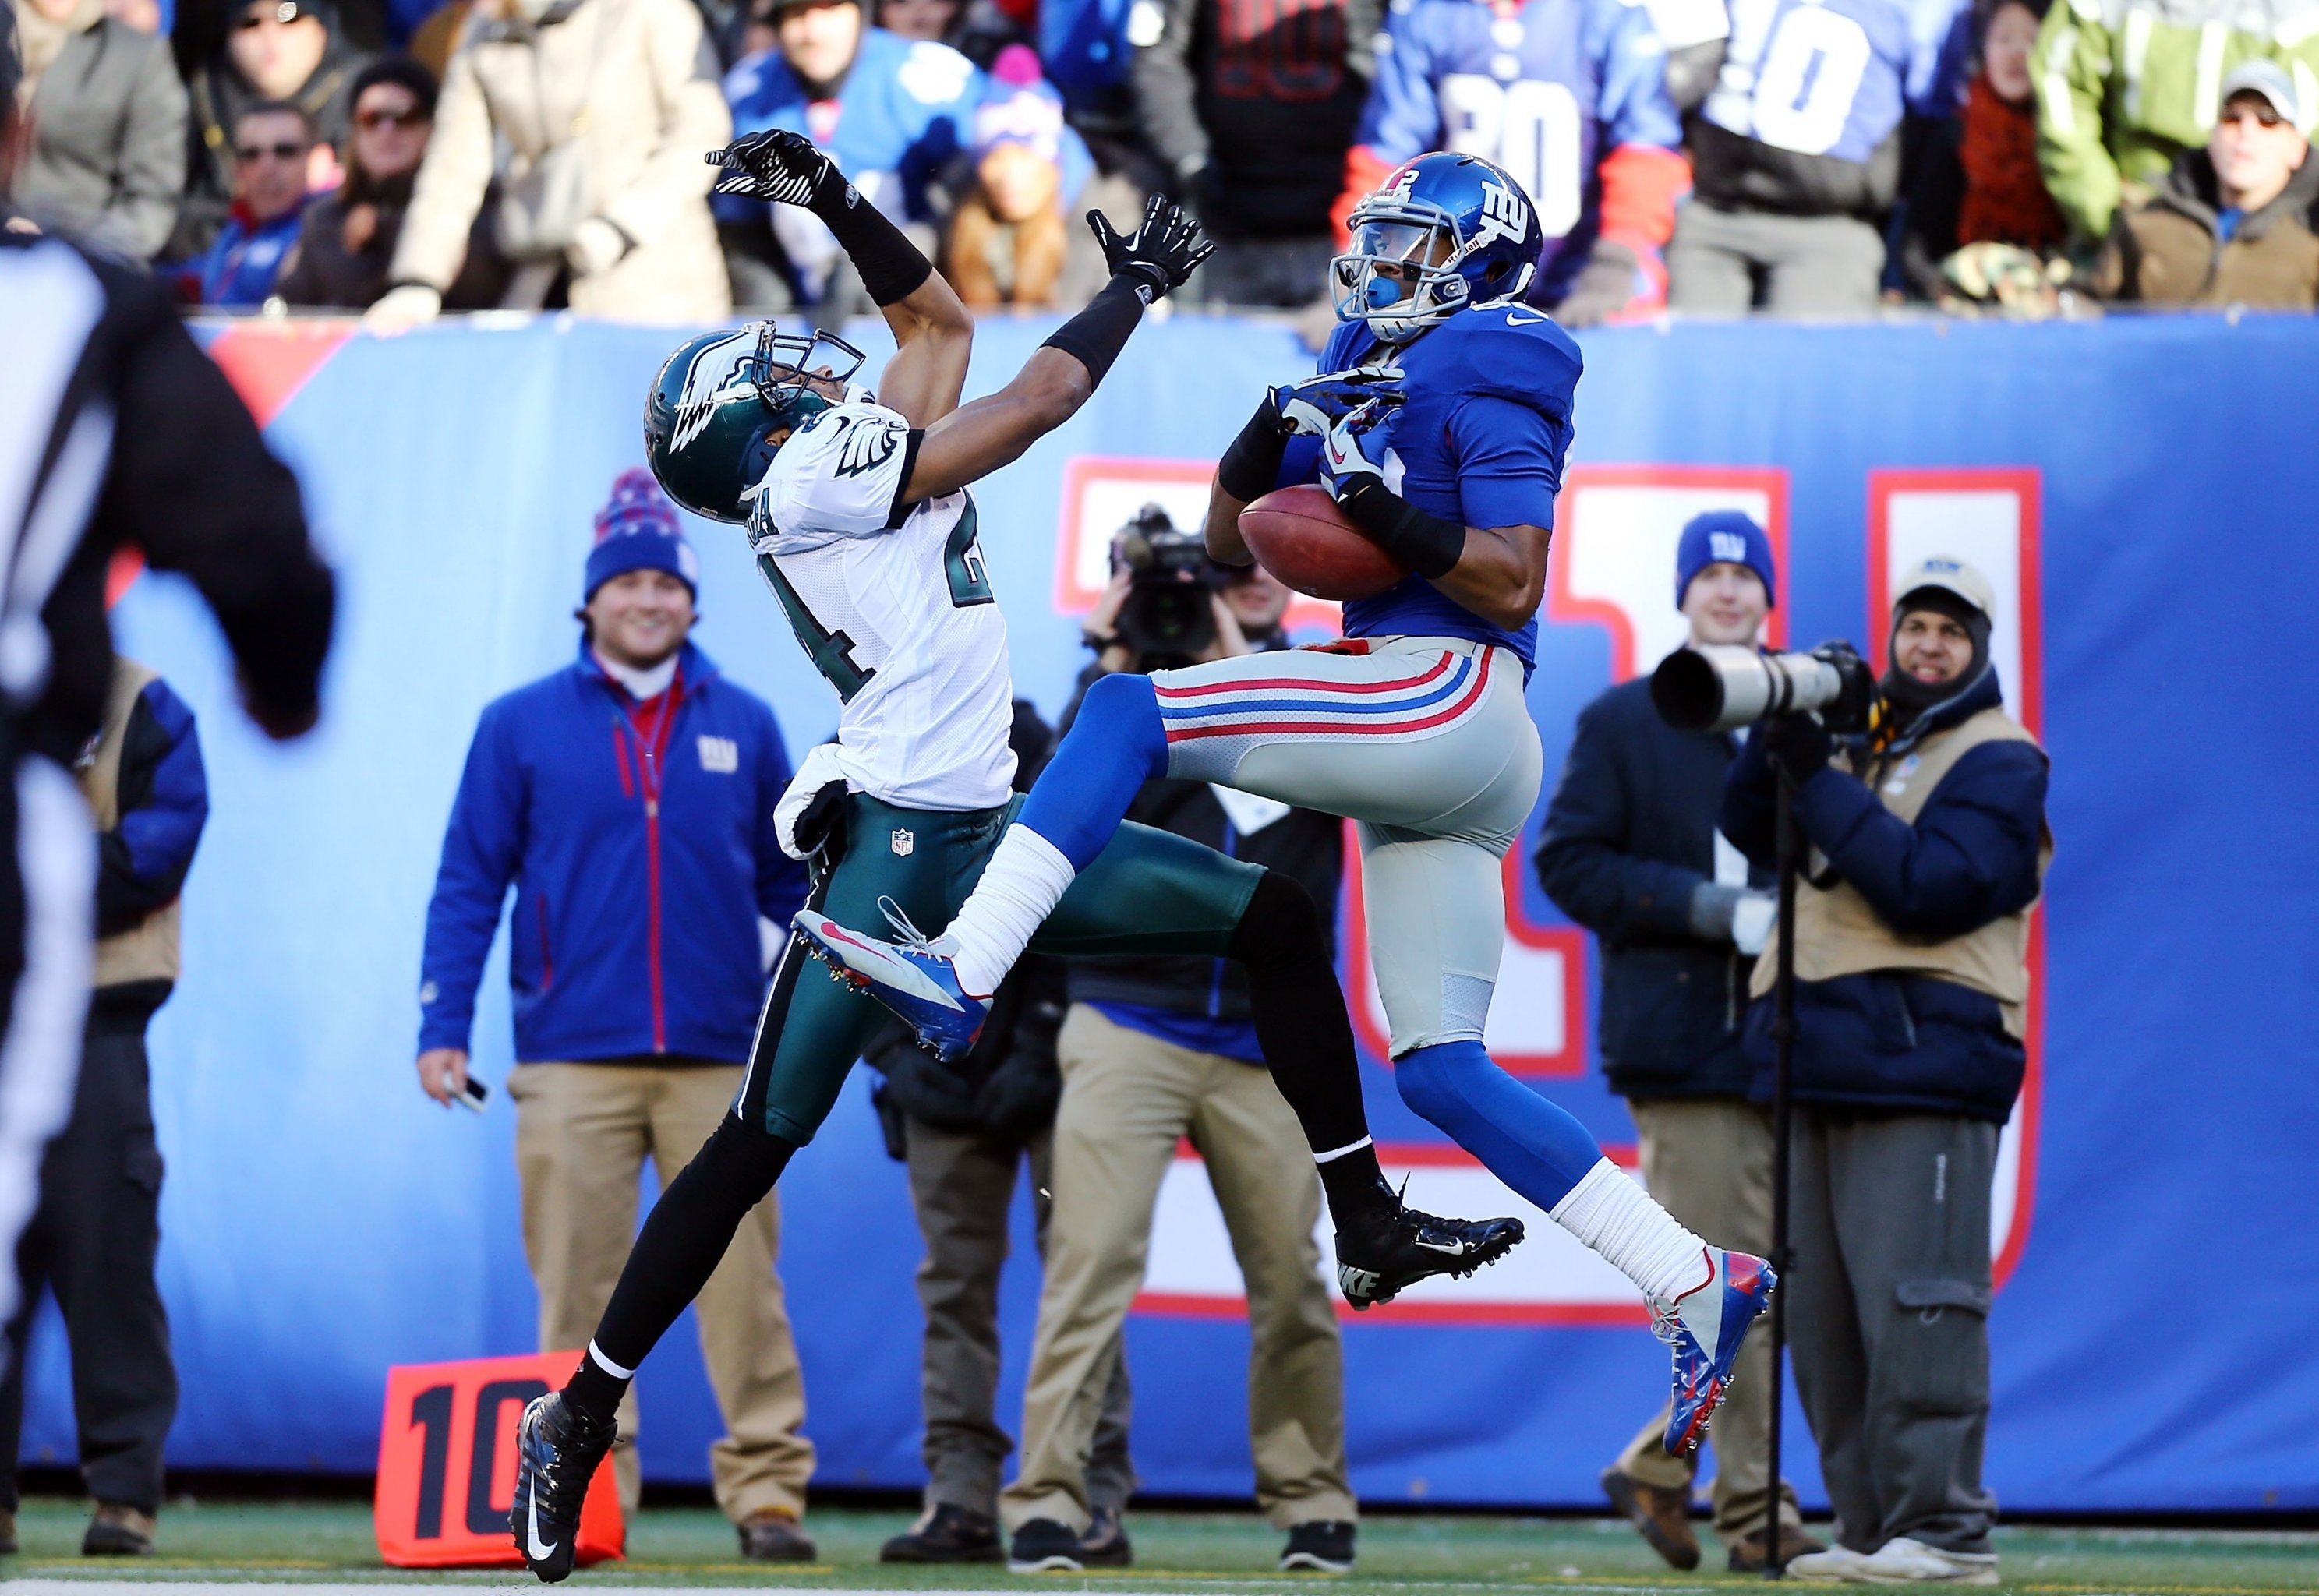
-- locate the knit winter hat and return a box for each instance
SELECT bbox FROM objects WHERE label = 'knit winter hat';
[1884,555,1995,710]
[585,468,698,599]
[1674,510,1776,609]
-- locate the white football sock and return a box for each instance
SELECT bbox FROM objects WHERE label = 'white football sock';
[942,825,1076,997]
[1548,1158,1714,1306]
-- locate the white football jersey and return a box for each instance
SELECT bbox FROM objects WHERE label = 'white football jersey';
[748,398,1016,810]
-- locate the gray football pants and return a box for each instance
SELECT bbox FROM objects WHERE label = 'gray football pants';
[1154,637,1542,1056]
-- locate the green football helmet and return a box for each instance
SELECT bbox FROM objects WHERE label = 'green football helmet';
[642,321,867,523]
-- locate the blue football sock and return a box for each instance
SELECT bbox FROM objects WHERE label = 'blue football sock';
[1015,670,1166,870]
[1394,1040,1603,1211]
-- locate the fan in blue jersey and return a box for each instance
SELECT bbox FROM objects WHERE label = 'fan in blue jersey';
[1334,0,1690,325]
[722,0,986,300]
[803,150,1776,1457]
[1670,0,1973,311]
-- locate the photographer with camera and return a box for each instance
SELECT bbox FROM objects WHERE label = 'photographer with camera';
[1715,556,2050,1588]
[862,701,1136,1567]
[1536,514,1819,1575]
[998,509,1359,1577]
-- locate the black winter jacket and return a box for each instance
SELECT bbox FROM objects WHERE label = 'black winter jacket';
[1536,676,1766,1101]
[1720,668,2049,1123]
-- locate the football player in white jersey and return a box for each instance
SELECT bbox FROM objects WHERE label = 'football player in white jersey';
[505,129,1522,1584]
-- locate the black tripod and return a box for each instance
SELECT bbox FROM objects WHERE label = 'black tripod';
[1758,761,1801,1579]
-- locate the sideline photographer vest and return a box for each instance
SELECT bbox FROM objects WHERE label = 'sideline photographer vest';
[76,658,182,990]
[1750,706,2049,1038]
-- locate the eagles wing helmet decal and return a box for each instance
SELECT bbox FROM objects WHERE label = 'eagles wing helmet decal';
[669,330,760,453]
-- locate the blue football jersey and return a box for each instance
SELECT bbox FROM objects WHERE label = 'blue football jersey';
[1281,303,1582,673]
[722,29,985,225]
[1700,0,1970,163]
[1355,0,1681,298]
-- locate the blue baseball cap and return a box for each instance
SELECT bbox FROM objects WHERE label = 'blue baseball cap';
[585,468,699,600]
[1675,510,1776,609]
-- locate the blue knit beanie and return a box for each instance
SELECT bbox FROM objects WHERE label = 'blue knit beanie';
[1674,510,1776,609]
[585,468,698,600]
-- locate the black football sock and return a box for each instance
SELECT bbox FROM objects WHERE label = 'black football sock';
[561,1114,797,1426]
[1228,870,1389,1216]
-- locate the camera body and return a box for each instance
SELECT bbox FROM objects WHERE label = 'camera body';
[1112,503,1234,662]
[1651,643,1877,736]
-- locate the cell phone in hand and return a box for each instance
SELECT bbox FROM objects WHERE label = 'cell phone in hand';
[453,1074,490,1114]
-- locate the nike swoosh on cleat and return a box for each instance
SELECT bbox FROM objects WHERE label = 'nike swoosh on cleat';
[526,1491,558,1563]
[1412,1238,1469,1255]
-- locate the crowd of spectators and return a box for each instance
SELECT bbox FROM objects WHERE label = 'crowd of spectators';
[8,0,2319,315]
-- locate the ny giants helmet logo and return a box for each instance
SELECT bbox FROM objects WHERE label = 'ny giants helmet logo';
[669,330,760,453]
[1473,178,1531,252]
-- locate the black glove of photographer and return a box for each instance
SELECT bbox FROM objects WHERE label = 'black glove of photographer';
[1087,192,1214,301]
[1761,712,1833,787]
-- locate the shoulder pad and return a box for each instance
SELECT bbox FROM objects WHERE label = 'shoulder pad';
[1421,303,1582,415]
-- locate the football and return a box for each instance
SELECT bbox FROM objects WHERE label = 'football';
[1239,484,1408,602]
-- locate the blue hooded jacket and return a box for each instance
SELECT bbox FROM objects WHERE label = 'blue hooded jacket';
[1720,666,2049,1123]
[419,641,808,1064]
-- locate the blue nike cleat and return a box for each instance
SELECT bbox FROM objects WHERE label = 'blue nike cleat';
[794,902,989,1063]
[509,1392,613,1583]
[1656,1246,1776,1456]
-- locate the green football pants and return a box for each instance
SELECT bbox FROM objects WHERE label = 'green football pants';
[739,793,1263,1145]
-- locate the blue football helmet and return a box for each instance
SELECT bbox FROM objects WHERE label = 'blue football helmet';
[1332,152,1546,342]
[642,320,867,523]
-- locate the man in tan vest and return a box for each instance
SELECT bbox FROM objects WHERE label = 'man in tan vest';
[1718,556,2050,1590]
[0,659,207,1558]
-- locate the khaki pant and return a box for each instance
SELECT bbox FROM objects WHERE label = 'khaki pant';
[1002,1006,1355,1532]
[510,1061,813,1521]
[1611,1097,1801,1545]
[901,1116,1133,1516]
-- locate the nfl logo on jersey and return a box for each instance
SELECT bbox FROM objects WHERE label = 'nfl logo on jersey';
[890,828,915,857]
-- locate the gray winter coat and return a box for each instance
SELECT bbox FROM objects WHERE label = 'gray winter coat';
[14,16,186,258]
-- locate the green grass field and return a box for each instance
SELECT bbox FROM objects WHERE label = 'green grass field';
[5,1500,2317,1594]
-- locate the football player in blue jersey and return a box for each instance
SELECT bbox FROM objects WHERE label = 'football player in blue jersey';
[1334,0,1691,325]
[1670,0,1973,312]
[804,150,1776,1456]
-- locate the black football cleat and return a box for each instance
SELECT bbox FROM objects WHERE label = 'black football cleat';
[510,1392,615,1583]
[1333,1185,1524,1309]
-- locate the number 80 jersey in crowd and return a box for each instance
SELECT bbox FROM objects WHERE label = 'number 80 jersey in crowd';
[1352,0,1684,302]
[1694,0,1971,216]
[748,400,1020,811]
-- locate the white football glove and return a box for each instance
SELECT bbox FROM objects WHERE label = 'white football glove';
[1731,892,1776,956]
[775,742,852,861]
[1318,398,1393,498]
[1267,364,1404,437]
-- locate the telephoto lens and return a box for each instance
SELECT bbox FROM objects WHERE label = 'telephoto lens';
[1652,644,1875,734]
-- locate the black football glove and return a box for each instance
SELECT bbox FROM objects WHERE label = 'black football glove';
[707,129,841,209]
[1087,193,1214,301]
